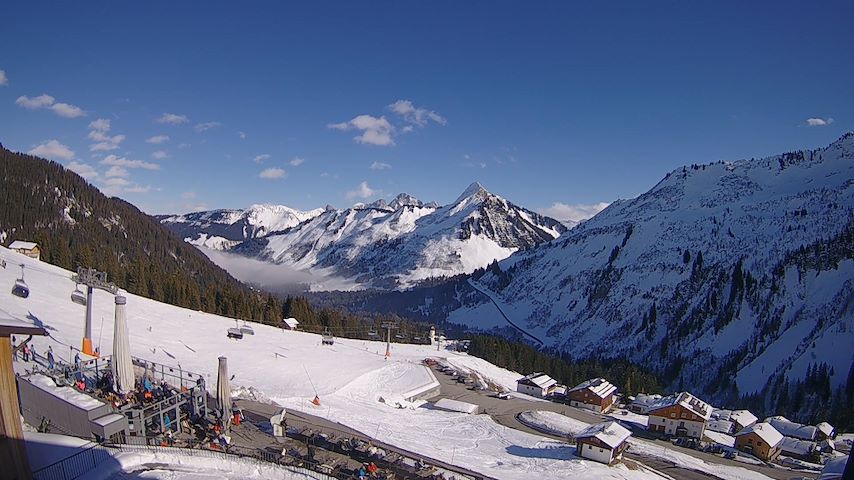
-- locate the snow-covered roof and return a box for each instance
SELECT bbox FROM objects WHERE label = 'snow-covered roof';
[282,317,299,328]
[816,422,834,437]
[765,416,818,441]
[26,374,105,411]
[736,422,783,448]
[711,409,757,428]
[647,392,712,420]
[9,240,38,250]
[707,420,734,434]
[518,372,557,389]
[575,421,631,449]
[629,393,662,407]
[568,377,617,399]
[779,436,815,456]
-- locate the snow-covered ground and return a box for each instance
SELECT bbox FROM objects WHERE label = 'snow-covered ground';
[518,410,776,480]
[2,247,662,480]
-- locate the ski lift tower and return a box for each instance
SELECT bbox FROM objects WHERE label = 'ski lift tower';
[72,267,118,356]
[381,321,397,358]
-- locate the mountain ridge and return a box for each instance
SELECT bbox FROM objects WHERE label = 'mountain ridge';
[161,183,568,289]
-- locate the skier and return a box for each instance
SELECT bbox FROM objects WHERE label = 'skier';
[22,343,29,362]
[47,346,54,369]
[74,352,81,370]
[11,336,16,362]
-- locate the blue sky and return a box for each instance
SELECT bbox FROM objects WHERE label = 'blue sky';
[1,2,851,219]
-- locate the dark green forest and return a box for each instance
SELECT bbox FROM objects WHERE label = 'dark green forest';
[0,146,284,324]
[468,334,661,396]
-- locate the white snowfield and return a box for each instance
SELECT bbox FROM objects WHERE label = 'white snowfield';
[2,247,659,480]
[518,411,775,480]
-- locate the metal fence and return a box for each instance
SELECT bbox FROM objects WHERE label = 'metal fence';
[32,443,117,480]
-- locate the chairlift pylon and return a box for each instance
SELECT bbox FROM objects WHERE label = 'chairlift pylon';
[71,284,87,306]
[11,264,29,298]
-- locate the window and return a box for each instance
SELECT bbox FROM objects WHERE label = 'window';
[679,421,685,427]
[681,413,687,418]
[599,448,604,453]
[588,445,592,450]
[670,413,676,418]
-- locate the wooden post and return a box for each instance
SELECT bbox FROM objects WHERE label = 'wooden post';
[0,335,33,480]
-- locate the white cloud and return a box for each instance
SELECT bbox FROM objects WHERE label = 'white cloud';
[28,140,75,160]
[401,125,414,134]
[89,118,110,131]
[0,70,7,86]
[388,99,446,127]
[238,131,247,140]
[806,117,833,127]
[157,113,189,125]
[346,181,379,199]
[178,143,191,149]
[146,135,170,144]
[100,154,160,170]
[87,118,125,151]
[370,161,391,170]
[289,157,305,167]
[124,185,153,193]
[320,172,330,178]
[254,154,271,163]
[51,102,85,118]
[105,165,129,178]
[105,177,130,187]
[181,191,196,199]
[151,150,168,160]
[538,202,610,225]
[16,94,86,118]
[328,114,394,146]
[67,161,99,180]
[194,121,222,132]
[16,94,55,109]
[259,167,286,179]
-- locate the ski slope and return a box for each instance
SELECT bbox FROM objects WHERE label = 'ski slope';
[1,246,661,480]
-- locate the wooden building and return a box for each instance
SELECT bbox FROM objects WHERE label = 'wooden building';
[646,392,712,439]
[734,422,783,462]
[567,378,617,413]
[8,241,40,261]
[516,372,557,398]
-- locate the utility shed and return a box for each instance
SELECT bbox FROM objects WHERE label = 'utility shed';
[1,316,47,480]
[575,421,632,464]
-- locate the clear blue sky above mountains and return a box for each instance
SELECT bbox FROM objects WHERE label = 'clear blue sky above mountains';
[1,1,851,220]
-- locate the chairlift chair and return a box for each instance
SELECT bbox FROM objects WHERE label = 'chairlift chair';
[71,285,87,306]
[11,264,29,298]
[227,327,244,339]
[321,328,334,346]
[239,322,255,335]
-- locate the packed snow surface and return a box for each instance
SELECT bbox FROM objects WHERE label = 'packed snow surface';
[2,247,659,479]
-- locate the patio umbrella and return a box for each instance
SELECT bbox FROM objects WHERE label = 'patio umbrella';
[111,295,134,395]
[216,356,231,426]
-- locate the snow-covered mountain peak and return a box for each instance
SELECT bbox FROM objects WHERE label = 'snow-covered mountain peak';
[389,193,424,210]
[455,181,488,203]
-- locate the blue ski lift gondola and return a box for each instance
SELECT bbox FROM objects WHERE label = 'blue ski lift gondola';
[71,285,87,305]
[11,264,29,298]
